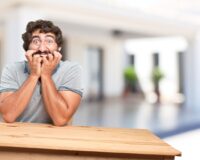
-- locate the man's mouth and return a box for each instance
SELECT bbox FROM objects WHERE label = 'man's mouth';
[32,51,52,57]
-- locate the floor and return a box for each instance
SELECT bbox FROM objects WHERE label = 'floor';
[73,95,200,138]
[164,128,200,160]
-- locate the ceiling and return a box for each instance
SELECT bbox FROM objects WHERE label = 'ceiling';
[1,0,200,38]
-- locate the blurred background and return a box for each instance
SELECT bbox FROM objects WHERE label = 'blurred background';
[0,0,200,159]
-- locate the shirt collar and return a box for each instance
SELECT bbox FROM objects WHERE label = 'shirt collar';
[24,60,61,74]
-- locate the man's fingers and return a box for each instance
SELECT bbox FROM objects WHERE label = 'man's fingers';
[42,56,48,64]
[48,54,54,62]
[25,53,32,62]
[25,50,37,62]
[32,54,40,64]
[38,57,43,64]
[53,51,62,64]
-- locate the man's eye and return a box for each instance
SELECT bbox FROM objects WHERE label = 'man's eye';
[32,39,40,44]
[46,39,54,44]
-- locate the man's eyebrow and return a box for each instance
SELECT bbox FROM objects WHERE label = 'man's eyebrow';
[31,35,40,39]
[45,35,55,39]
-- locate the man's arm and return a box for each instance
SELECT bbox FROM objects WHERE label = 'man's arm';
[0,75,39,122]
[0,50,42,123]
[41,75,81,126]
[40,52,81,126]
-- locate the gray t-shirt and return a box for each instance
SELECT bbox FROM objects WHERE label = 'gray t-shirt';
[0,60,83,124]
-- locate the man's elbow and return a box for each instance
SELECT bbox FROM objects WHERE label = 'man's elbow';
[52,117,70,126]
[2,113,16,123]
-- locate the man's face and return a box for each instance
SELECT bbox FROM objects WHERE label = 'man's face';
[28,29,59,56]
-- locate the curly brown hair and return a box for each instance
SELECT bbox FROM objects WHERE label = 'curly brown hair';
[22,19,63,51]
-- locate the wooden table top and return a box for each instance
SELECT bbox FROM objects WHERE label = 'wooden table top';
[0,122,181,157]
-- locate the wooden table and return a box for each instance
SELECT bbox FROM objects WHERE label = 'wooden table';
[0,122,181,160]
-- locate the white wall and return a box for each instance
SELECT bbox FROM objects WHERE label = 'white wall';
[60,24,125,98]
[184,33,200,110]
[1,6,45,72]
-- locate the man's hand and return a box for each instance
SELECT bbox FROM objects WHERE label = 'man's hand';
[41,51,62,77]
[25,50,42,78]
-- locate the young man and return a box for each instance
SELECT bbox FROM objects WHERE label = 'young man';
[0,20,83,126]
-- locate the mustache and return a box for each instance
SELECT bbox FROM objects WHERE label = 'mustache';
[32,51,53,57]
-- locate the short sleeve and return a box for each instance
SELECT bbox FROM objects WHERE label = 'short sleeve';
[0,65,19,93]
[58,64,84,97]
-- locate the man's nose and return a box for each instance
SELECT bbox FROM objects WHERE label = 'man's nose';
[38,42,48,52]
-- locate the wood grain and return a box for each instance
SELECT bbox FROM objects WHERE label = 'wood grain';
[0,122,181,159]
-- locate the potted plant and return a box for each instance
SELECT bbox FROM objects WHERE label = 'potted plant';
[151,67,164,103]
[123,66,138,95]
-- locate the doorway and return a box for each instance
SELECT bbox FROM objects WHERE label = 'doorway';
[87,47,104,101]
